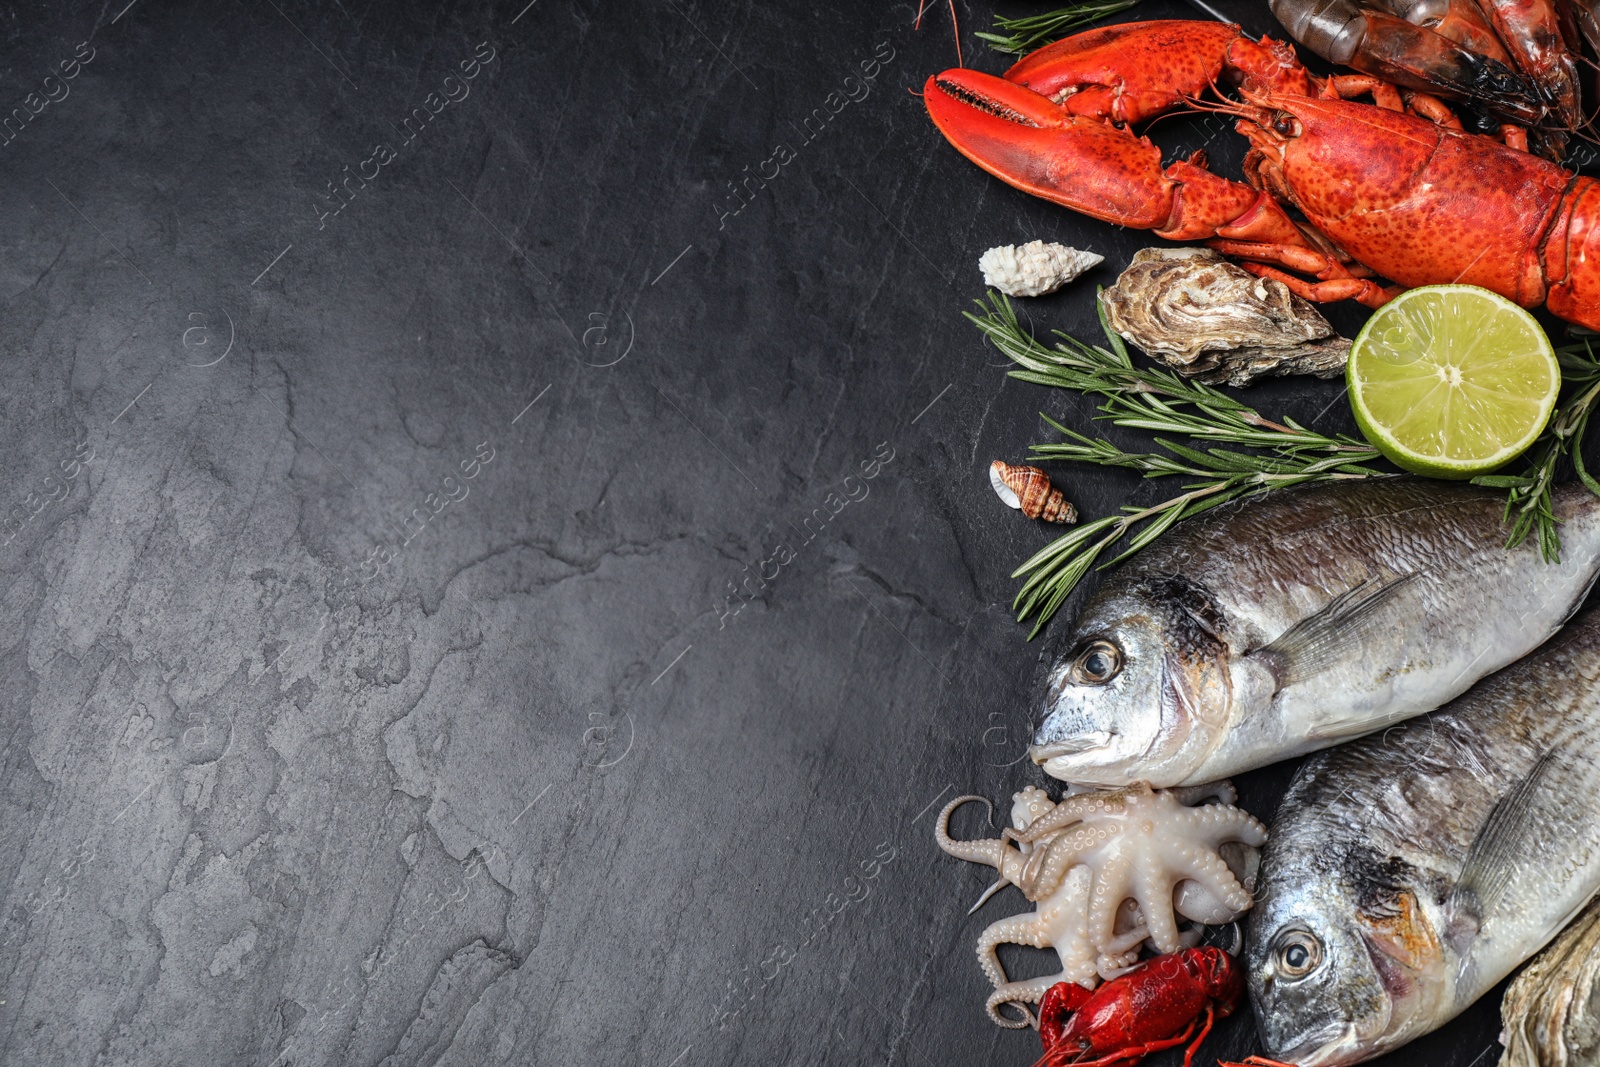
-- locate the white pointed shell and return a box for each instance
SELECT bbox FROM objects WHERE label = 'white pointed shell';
[979,241,1104,298]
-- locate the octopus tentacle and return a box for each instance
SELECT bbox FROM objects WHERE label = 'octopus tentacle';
[1085,851,1133,956]
[1016,824,1104,899]
[936,796,1035,889]
[935,796,1000,866]
[1173,847,1253,913]
[975,913,1051,991]
[1010,789,1122,846]
[1133,864,1183,953]
[987,974,1063,1029]
[1100,900,1147,977]
[1182,802,1268,850]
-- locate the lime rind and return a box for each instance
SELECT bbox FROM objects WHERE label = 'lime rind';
[1347,285,1558,480]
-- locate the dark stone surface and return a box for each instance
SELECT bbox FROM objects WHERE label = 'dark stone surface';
[0,1,1518,1065]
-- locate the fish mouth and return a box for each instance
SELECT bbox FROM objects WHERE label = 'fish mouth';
[1270,1021,1364,1067]
[1029,733,1116,779]
[1029,733,1114,762]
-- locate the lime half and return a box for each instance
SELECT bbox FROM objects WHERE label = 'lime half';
[1348,284,1559,479]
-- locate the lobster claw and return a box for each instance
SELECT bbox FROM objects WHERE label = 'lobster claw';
[923,69,1175,231]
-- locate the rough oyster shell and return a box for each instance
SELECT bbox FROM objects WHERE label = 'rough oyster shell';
[1099,247,1350,387]
[1500,894,1600,1067]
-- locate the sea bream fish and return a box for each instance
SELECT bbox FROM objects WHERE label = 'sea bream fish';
[1031,478,1600,788]
[1244,609,1600,1066]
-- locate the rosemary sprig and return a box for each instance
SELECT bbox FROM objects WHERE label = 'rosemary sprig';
[1473,338,1600,561]
[967,292,1389,636]
[977,0,1143,54]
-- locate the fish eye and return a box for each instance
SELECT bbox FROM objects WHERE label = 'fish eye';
[1274,930,1323,979]
[1071,640,1123,685]
[1271,112,1301,137]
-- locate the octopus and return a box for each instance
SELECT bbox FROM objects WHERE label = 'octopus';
[936,781,1267,1027]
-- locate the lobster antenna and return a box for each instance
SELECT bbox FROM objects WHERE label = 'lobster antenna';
[1180,0,1244,30]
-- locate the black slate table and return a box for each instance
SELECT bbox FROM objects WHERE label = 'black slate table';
[0,2,1517,1065]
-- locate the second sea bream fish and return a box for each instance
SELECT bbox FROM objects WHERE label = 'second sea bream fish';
[1245,609,1600,1065]
[1031,478,1600,787]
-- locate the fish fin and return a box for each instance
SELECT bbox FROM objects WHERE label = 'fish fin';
[1449,752,1557,925]
[1256,572,1421,687]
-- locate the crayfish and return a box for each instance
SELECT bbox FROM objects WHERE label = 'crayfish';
[924,20,1600,330]
[1032,946,1241,1067]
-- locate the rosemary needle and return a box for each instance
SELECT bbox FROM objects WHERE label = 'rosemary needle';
[978,0,1143,55]
[969,291,1388,636]
[1473,338,1600,563]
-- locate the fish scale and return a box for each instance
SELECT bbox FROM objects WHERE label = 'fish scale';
[1246,610,1600,1066]
[1031,478,1600,788]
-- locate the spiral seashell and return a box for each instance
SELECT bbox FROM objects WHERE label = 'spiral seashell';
[990,461,1076,524]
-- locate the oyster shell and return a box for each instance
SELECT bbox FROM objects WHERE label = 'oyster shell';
[1099,248,1350,387]
[1500,894,1600,1067]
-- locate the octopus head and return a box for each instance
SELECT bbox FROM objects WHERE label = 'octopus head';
[1031,576,1233,787]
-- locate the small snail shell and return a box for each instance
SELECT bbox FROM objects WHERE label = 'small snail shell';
[990,461,1076,524]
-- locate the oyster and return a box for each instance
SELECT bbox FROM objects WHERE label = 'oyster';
[1099,247,1350,387]
[1500,894,1600,1067]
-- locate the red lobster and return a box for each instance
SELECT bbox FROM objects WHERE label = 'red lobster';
[1032,947,1241,1067]
[923,20,1600,330]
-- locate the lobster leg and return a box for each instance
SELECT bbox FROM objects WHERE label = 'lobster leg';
[1047,1019,1198,1067]
[1181,1005,1216,1067]
[1240,264,1394,305]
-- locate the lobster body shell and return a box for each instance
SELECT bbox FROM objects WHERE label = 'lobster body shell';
[1544,177,1600,328]
[1253,93,1600,328]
